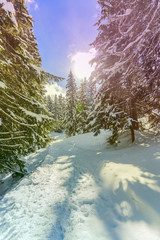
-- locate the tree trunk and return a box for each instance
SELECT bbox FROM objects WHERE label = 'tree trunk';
[130,98,138,130]
[129,97,138,142]
[130,125,135,143]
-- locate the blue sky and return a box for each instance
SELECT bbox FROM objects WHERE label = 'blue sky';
[27,0,99,88]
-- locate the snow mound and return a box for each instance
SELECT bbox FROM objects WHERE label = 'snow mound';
[65,130,109,151]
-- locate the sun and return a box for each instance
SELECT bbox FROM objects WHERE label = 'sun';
[70,48,96,81]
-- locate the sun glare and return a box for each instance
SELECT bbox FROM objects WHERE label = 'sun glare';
[70,48,96,81]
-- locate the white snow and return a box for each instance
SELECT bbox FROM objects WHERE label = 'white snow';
[30,64,42,75]
[105,2,112,8]
[152,109,160,116]
[0,130,160,240]
[117,8,132,17]
[19,106,51,122]
[0,81,6,89]
[0,0,18,27]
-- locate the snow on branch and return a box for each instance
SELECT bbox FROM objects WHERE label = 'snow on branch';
[19,107,52,122]
[0,81,6,89]
[0,0,18,27]
[0,108,36,127]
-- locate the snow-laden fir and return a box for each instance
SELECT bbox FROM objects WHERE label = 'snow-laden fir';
[0,130,160,240]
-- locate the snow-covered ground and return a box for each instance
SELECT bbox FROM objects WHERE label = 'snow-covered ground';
[0,130,160,240]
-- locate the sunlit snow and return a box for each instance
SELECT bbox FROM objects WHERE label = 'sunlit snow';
[0,131,160,240]
[0,0,18,26]
[0,81,6,89]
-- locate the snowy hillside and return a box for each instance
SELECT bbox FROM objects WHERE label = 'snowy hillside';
[0,130,160,240]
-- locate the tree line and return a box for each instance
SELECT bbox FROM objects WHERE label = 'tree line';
[59,0,160,144]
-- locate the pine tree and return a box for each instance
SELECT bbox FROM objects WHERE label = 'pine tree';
[52,94,59,120]
[138,21,160,131]
[46,95,54,113]
[0,0,59,174]
[90,0,160,143]
[64,71,78,137]
[88,78,96,106]
[58,94,65,122]
[77,79,90,133]
[46,94,66,132]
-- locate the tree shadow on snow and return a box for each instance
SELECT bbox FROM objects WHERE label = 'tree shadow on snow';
[47,133,160,240]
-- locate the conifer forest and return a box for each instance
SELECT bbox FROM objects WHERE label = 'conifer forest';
[0,1,160,240]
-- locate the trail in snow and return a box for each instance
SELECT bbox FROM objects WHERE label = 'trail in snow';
[0,131,160,240]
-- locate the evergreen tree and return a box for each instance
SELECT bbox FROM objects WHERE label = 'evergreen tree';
[77,79,90,133]
[64,71,78,136]
[138,22,160,131]
[52,94,59,120]
[46,95,54,113]
[46,94,66,132]
[0,0,59,174]
[90,0,160,143]
[88,78,96,106]
[58,94,66,122]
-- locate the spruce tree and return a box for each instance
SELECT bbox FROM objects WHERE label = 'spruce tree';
[88,78,96,106]
[138,20,160,131]
[64,71,78,136]
[0,0,59,173]
[46,95,54,114]
[58,94,66,122]
[77,79,90,133]
[52,94,59,120]
[90,0,160,143]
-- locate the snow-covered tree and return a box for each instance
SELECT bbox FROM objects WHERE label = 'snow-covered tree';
[138,21,160,130]
[46,95,54,113]
[45,93,66,132]
[64,71,78,136]
[52,94,59,120]
[77,79,90,133]
[58,94,66,122]
[90,0,160,143]
[88,78,96,106]
[0,0,59,174]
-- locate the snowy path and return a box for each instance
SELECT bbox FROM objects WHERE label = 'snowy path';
[0,131,160,240]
